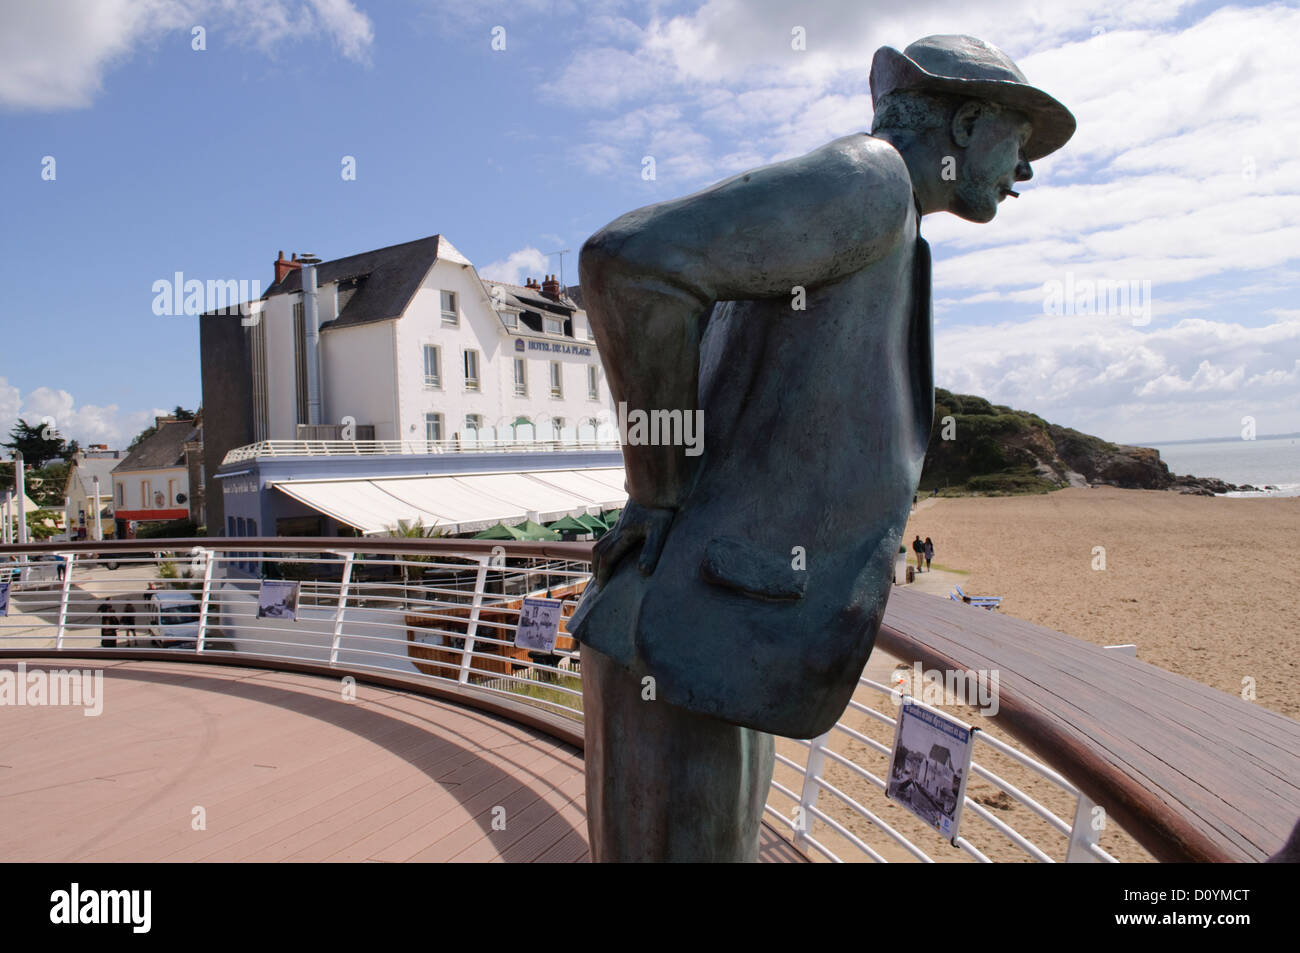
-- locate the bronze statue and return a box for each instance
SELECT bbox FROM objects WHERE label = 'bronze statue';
[572,35,1076,861]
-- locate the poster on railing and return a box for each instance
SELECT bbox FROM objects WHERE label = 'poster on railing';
[885,699,976,843]
[514,597,562,653]
[0,581,9,617]
[257,580,300,621]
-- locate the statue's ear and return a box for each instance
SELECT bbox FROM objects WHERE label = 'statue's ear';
[951,101,985,148]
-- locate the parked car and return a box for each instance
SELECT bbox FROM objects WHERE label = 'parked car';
[101,549,164,571]
[146,591,201,648]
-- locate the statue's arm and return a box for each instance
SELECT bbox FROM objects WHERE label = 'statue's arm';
[581,135,913,512]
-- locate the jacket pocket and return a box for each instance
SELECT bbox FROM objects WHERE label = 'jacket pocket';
[699,536,806,602]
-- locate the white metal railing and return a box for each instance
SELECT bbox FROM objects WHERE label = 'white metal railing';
[0,540,1118,863]
[221,438,623,464]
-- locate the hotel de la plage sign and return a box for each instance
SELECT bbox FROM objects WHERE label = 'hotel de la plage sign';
[515,338,594,358]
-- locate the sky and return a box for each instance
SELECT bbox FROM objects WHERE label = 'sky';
[1,0,1297,449]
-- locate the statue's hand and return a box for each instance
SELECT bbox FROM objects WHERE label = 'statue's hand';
[592,501,675,588]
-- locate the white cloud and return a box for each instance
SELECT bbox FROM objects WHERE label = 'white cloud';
[932,312,1300,441]
[536,1,1300,440]
[0,0,374,110]
[0,378,160,450]
[479,246,550,286]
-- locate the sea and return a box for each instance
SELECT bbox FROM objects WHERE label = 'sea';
[1145,435,1300,497]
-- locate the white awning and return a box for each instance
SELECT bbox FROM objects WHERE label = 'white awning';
[272,467,628,536]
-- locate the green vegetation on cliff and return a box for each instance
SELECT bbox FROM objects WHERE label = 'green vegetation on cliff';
[918,388,1191,496]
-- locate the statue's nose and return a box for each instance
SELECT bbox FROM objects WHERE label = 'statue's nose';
[1015,158,1033,182]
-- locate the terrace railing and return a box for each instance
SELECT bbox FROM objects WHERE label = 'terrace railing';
[0,537,1129,863]
[221,438,623,464]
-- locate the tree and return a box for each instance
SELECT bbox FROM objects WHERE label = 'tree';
[2,419,67,468]
[127,425,157,452]
[128,407,198,452]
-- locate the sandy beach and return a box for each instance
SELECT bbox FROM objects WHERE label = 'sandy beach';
[903,487,1300,721]
[772,487,1299,863]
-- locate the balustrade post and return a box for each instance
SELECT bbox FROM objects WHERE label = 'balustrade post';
[55,553,76,650]
[794,730,832,854]
[330,552,355,665]
[195,549,214,653]
[458,557,490,685]
[1065,793,1104,862]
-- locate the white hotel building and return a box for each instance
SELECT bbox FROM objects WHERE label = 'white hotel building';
[199,235,625,537]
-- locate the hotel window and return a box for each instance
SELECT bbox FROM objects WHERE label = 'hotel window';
[544,315,565,335]
[441,290,458,326]
[116,484,124,507]
[550,362,563,398]
[337,277,359,314]
[464,349,480,390]
[141,480,151,508]
[514,358,527,396]
[425,412,443,444]
[588,365,600,400]
[168,479,177,506]
[499,310,518,329]
[465,414,483,433]
[552,417,565,441]
[586,321,595,341]
[423,344,441,388]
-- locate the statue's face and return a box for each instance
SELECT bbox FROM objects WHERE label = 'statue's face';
[951,107,1033,223]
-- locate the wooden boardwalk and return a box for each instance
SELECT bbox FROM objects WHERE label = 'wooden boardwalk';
[0,659,803,863]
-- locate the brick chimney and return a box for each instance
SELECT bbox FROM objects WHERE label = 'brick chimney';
[541,274,561,299]
[524,277,540,290]
[275,250,302,284]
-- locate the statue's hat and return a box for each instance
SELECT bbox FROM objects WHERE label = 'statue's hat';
[870,35,1075,161]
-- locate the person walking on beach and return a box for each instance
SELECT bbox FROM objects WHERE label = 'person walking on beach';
[924,537,934,571]
[912,535,925,572]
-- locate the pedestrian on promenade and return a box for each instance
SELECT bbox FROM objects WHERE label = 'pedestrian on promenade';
[121,599,138,642]
[924,537,935,571]
[98,601,117,647]
[912,535,925,572]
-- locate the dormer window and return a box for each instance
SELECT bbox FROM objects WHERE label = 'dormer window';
[337,277,361,314]
[544,315,565,335]
[500,310,518,329]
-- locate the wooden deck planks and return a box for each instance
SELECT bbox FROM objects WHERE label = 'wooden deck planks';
[0,659,804,863]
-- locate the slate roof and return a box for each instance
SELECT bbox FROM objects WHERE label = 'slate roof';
[478,278,579,317]
[115,421,201,473]
[67,458,120,496]
[263,235,463,332]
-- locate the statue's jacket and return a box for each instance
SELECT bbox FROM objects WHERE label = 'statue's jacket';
[571,134,935,739]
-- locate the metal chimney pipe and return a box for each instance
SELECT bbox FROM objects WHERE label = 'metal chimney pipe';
[13,452,27,545]
[92,476,103,541]
[302,263,323,426]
